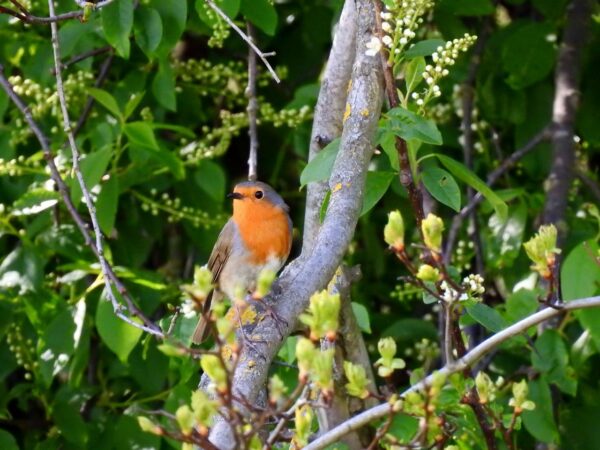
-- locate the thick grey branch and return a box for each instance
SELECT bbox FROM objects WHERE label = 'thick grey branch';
[303,0,357,252]
[204,0,384,446]
[542,0,592,230]
[305,295,600,450]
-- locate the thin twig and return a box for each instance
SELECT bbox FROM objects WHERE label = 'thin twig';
[47,0,162,336]
[264,386,310,449]
[246,22,259,181]
[54,45,112,73]
[444,126,551,261]
[204,0,280,83]
[304,294,600,450]
[0,0,115,24]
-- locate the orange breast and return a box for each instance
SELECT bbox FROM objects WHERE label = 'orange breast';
[233,201,291,264]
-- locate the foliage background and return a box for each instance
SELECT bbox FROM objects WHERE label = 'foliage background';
[0,0,599,448]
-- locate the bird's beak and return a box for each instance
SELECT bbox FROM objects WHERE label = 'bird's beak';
[227,192,244,200]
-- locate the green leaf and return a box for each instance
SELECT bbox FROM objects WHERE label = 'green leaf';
[404,39,445,58]
[405,56,425,94]
[465,303,507,333]
[532,329,576,395]
[196,0,240,27]
[38,309,77,386]
[114,415,161,450]
[361,172,395,216]
[505,289,538,324]
[385,107,443,145]
[438,0,495,15]
[12,189,60,216]
[88,87,122,120]
[96,296,143,363]
[194,161,226,203]
[134,7,163,56]
[96,177,119,236]
[53,398,89,446]
[386,413,419,443]
[0,247,44,293]
[502,24,556,89]
[562,240,600,349]
[300,138,340,187]
[421,166,461,211]
[487,201,527,265]
[152,59,176,110]
[240,0,277,35]
[124,122,159,149]
[58,21,89,58]
[70,147,113,205]
[0,430,18,450]
[101,0,134,59]
[351,302,371,334]
[151,0,187,56]
[434,154,508,220]
[378,131,399,170]
[522,378,559,443]
[123,92,145,121]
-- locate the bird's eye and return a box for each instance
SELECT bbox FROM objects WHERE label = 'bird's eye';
[254,190,264,199]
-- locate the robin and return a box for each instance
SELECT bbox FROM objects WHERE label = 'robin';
[192,180,293,344]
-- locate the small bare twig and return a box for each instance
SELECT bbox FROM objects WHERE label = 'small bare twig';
[47,0,162,336]
[204,0,280,83]
[0,0,115,24]
[444,126,551,261]
[246,22,259,181]
[54,45,112,73]
[304,294,600,450]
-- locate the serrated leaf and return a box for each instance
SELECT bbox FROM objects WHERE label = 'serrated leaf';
[361,171,395,216]
[102,0,134,59]
[300,138,340,187]
[124,121,159,149]
[405,56,425,94]
[502,24,556,89]
[152,59,176,111]
[134,6,163,56]
[434,154,508,220]
[421,166,461,211]
[96,177,119,235]
[12,189,60,216]
[96,295,143,363]
[88,87,122,120]
[385,107,442,145]
[241,0,277,35]
[351,302,371,334]
[70,147,113,205]
[465,303,507,333]
[404,39,446,58]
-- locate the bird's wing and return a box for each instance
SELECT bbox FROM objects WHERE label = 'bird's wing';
[208,218,236,283]
[192,220,235,344]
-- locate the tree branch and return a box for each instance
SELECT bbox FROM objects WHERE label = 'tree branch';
[542,0,592,232]
[203,0,384,446]
[303,0,357,252]
[304,294,600,450]
[204,0,280,83]
[0,0,114,24]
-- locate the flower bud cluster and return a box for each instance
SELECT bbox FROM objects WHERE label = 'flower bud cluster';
[137,190,225,229]
[366,0,434,60]
[462,273,485,299]
[415,34,477,109]
[523,224,561,279]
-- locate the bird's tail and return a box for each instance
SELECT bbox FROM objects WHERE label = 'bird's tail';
[191,290,214,344]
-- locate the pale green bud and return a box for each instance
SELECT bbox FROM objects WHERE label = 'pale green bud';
[296,337,316,379]
[268,374,288,405]
[375,337,406,377]
[384,210,405,250]
[191,390,217,427]
[137,416,162,435]
[254,269,277,298]
[200,355,228,392]
[343,361,370,399]
[293,405,314,447]
[422,213,444,252]
[509,379,536,412]
[193,265,213,298]
[475,371,495,404]
[176,405,195,435]
[416,264,440,282]
[299,290,341,341]
[312,349,335,394]
[523,224,561,278]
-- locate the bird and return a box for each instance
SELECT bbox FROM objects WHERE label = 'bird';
[192,180,293,344]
